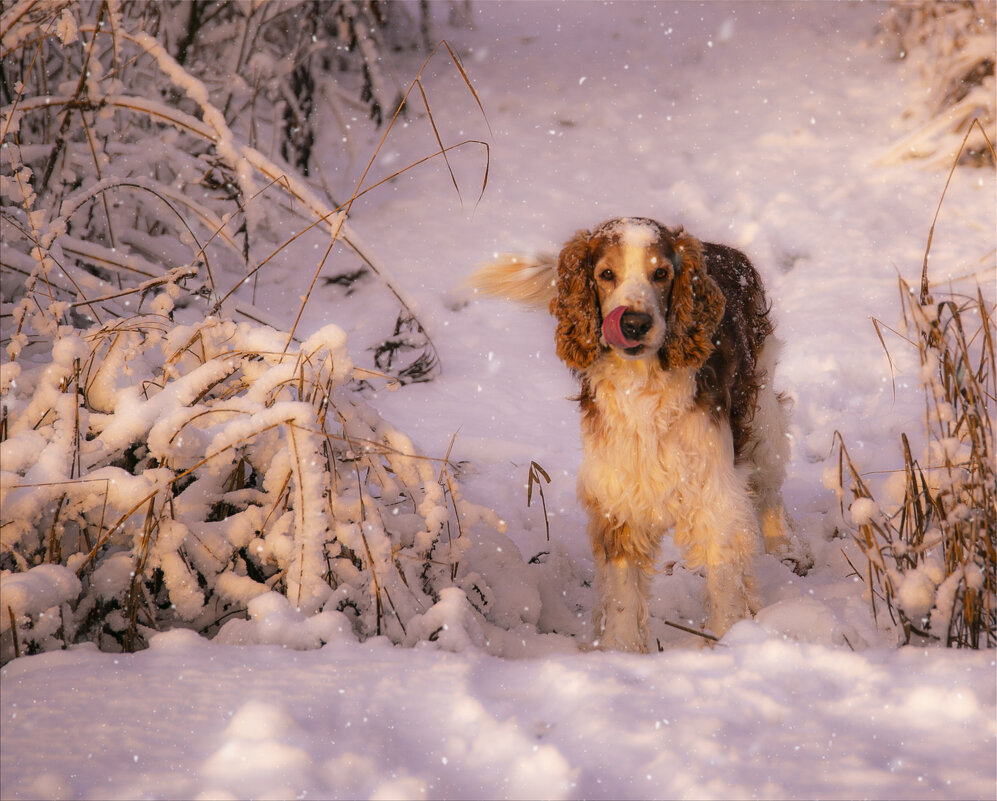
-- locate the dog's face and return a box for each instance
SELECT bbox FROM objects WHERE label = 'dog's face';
[552,217,725,372]
[590,219,680,359]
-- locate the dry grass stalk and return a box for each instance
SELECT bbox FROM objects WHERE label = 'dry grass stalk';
[836,124,995,648]
[527,461,552,542]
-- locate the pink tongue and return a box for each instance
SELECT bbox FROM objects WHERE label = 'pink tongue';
[602,306,640,349]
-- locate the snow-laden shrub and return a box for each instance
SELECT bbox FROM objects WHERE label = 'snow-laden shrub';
[1,0,445,383]
[838,283,995,648]
[878,0,995,167]
[1,310,507,659]
[835,145,995,648]
[93,0,456,172]
[1,2,525,663]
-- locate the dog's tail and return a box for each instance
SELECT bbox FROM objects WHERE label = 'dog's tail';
[465,252,558,310]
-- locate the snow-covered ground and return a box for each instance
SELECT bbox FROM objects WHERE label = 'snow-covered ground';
[2,626,994,801]
[2,3,995,800]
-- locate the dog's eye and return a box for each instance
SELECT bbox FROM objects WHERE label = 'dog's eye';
[652,267,669,282]
[599,269,615,282]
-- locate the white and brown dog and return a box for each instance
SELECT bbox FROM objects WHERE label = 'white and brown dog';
[473,217,806,651]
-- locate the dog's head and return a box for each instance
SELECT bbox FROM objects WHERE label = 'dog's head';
[551,217,725,371]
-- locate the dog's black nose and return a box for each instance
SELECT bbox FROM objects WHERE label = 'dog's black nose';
[619,311,653,341]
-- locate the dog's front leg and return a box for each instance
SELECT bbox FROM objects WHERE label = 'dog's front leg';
[676,525,760,639]
[589,519,653,652]
[678,477,761,638]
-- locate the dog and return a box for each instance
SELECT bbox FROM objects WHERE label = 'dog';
[471,217,806,651]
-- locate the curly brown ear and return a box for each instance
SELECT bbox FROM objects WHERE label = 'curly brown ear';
[660,232,725,369]
[551,230,602,371]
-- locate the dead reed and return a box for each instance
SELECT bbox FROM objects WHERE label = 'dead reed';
[836,122,995,648]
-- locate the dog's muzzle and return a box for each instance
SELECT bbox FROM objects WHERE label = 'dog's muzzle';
[602,305,656,350]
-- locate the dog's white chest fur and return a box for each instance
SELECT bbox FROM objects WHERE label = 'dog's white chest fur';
[578,360,724,541]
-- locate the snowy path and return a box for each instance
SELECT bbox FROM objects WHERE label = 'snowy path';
[2,3,996,800]
[2,629,994,801]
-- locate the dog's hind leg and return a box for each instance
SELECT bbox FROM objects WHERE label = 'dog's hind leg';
[744,338,812,573]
